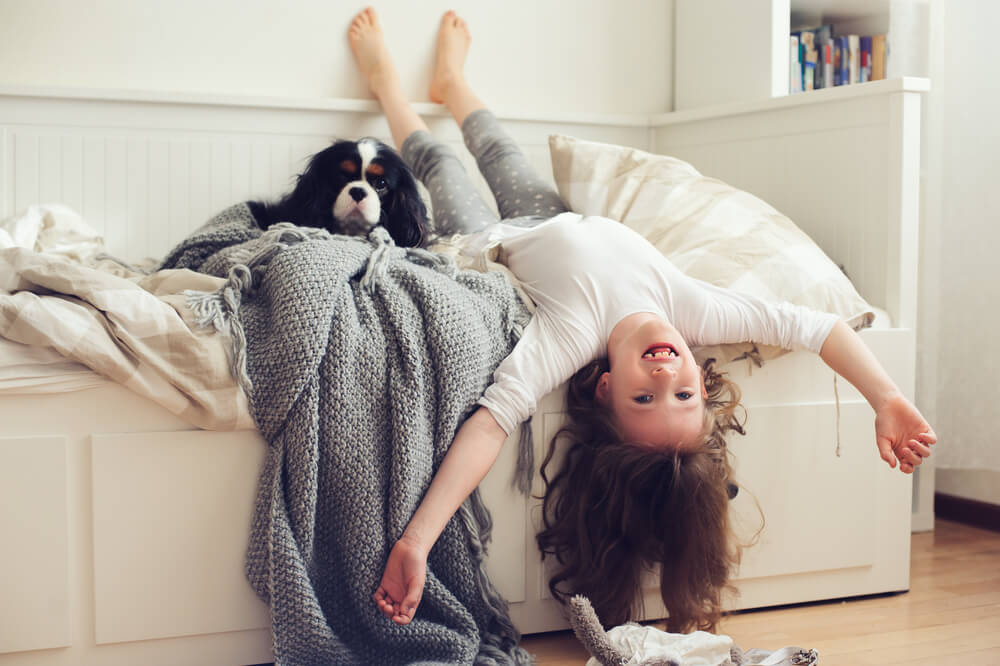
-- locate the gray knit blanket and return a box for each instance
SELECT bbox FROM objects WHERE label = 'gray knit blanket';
[161,204,533,665]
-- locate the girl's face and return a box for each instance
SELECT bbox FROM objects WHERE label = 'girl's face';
[596,313,707,450]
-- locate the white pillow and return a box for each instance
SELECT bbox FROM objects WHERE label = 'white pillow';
[548,134,874,362]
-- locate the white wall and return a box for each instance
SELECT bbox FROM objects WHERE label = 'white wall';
[0,0,673,116]
[674,0,790,110]
[922,0,1000,503]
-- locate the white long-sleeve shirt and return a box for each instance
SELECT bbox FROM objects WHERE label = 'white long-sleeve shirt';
[462,213,839,435]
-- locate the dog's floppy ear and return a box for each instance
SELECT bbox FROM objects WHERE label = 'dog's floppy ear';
[281,156,322,216]
[383,167,428,247]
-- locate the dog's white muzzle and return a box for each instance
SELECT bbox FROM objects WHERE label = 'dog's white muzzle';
[333,181,381,234]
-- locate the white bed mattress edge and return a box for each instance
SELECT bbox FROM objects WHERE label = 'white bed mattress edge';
[0,306,894,396]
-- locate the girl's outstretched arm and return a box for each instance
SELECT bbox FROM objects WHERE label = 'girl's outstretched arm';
[373,406,507,624]
[819,320,936,473]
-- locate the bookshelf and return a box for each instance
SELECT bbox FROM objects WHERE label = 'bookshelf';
[674,0,927,110]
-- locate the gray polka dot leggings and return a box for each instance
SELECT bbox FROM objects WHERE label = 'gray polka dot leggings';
[399,109,569,236]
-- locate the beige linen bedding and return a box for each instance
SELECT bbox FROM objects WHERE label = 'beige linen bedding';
[0,247,252,430]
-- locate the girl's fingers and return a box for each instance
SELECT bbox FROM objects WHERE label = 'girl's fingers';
[900,461,914,474]
[896,446,922,467]
[876,436,896,468]
[918,430,937,445]
[374,586,401,619]
[908,440,933,457]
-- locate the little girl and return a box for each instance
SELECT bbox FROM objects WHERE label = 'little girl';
[349,8,936,632]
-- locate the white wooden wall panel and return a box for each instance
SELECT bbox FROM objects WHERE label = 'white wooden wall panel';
[0,93,648,262]
[91,430,269,645]
[0,436,70,655]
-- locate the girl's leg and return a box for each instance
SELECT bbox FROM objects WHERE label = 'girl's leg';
[460,110,569,221]
[348,8,497,236]
[430,13,569,222]
[348,8,426,153]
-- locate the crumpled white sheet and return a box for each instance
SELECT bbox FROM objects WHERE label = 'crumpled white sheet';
[0,203,105,262]
[0,336,108,393]
[0,205,109,392]
[585,624,733,666]
[584,624,819,666]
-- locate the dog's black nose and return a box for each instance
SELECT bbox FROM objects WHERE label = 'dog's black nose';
[349,186,367,202]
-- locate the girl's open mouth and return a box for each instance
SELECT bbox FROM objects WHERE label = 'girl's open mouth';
[642,343,678,359]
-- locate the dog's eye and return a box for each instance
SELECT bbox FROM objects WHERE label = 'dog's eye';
[370,176,388,191]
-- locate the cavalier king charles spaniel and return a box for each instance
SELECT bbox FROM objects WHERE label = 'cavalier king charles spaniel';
[248,138,428,247]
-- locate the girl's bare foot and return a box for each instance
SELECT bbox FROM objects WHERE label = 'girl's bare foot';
[429,10,472,105]
[348,7,400,98]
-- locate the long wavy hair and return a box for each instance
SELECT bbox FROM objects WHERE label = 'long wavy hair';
[535,357,746,633]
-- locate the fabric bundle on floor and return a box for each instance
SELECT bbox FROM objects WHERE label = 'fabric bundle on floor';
[161,204,532,665]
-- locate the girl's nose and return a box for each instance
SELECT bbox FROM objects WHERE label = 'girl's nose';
[652,366,677,377]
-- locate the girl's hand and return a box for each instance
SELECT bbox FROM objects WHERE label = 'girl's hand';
[873,392,937,474]
[373,535,427,625]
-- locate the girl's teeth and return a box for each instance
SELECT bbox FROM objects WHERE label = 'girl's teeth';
[643,349,677,359]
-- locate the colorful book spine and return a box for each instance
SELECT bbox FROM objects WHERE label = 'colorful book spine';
[799,31,816,91]
[804,50,817,91]
[822,43,833,90]
[848,35,860,84]
[790,35,802,93]
[836,36,849,85]
[860,36,872,82]
[812,25,833,88]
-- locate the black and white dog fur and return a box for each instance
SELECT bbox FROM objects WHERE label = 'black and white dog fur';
[248,137,428,247]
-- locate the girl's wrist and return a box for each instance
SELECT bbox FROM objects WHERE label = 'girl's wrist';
[400,527,433,556]
[869,386,904,412]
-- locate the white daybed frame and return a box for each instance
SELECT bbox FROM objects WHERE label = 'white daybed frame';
[0,78,927,665]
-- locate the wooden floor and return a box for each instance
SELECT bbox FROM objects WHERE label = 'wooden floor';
[520,519,1000,665]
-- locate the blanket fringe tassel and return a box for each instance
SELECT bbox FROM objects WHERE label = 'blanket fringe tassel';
[361,226,461,293]
[184,223,330,396]
[514,421,535,496]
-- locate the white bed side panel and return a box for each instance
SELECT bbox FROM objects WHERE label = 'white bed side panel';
[90,430,269,645]
[0,436,70,654]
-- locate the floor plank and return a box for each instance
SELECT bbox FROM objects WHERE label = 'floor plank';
[519,519,1000,664]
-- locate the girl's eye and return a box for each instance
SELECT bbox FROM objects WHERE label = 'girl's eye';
[676,391,693,401]
[371,176,388,190]
[633,394,653,404]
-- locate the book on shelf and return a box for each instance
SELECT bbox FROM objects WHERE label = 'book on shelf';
[790,35,802,93]
[822,42,833,90]
[790,26,887,93]
[872,35,887,81]
[838,35,850,86]
[860,36,872,82]
[812,25,833,89]
[848,35,860,84]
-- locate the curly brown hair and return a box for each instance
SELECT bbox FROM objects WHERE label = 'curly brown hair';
[535,357,746,633]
